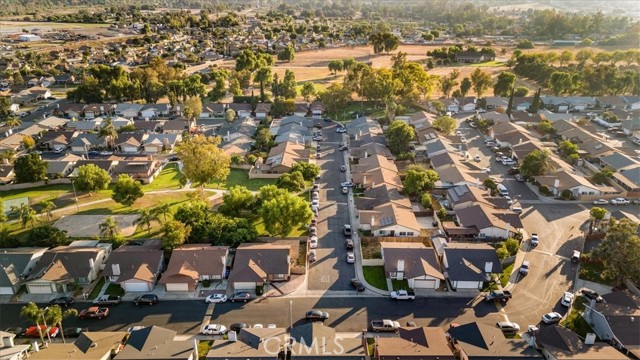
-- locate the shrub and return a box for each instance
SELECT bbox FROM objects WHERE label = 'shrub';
[496,246,509,260]
[538,185,551,196]
[202,279,211,288]
[561,189,573,200]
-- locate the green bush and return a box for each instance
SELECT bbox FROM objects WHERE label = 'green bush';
[256,285,264,295]
[372,251,382,259]
[496,246,509,260]
[538,185,551,196]
[561,189,573,200]
[202,279,211,288]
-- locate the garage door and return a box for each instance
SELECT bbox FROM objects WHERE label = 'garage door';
[413,279,436,289]
[28,284,53,294]
[123,282,150,292]
[0,287,14,295]
[165,283,189,292]
[233,282,255,290]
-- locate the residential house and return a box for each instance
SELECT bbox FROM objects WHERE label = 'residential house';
[30,331,128,360]
[351,153,398,174]
[115,326,194,360]
[277,115,314,131]
[347,116,383,138]
[455,51,495,63]
[18,124,48,138]
[254,103,271,119]
[38,130,75,151]
[102,241,164,292]
[201,103,226,118]
[350,133,387,148]
[447,322,543,359]
[140,104,171,119]
[69,133,100,154]
[38,116,69,130]
[227,243,291,291]
[0,165,15,185]
[311,102,324,117]
[228,103,253,119]
[355,184,411,211]
[162,119,193,134]
[442,243,502,290]
[289,322,366,359]
[67,119,103,132]
[425,138,456,159]
[206,327,285,360]
[454,203,522,239]
[84,104,114,119]
[374,326,455,360]
[134,120,163,134]
[445,184,509,211]
[27,87,52,100]
[0,331,30,360]
[381,243,444,289]
[115,133,145,153]
[477,111,510,124]
[599,152,639,172]
[352,167,403,190]
[160,245,229,292]
[111,159,161,184]
[261,141,310,174]
[294,102,309,117]
[441,98,460,113]
[456,97,477,112]
[534,170,603,197]
[350,142,393,160]
[622,96,640,110]
[483,97,509,111]
[584,291,640,359]
[217,117,258,142]
[71,159,115,177]
[612,166,640,194]
[359,203,421,237]
[0,247,47,295]
[53,73,76,85]
[24,245,109,294]
[510,110,543,124]
[143,134,181,153]
[221,135,254,156]
[114,103,143,118]
[596,96,628,109]
[111,117,134,130]
[493,129,532,149]
[533,325,628,360]
[436,166,488,189]
[46,159,77,178]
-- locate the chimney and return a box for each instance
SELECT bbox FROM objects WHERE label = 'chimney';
[396,260,404,280]
[364,151,368,158]
[112,263,120,276]
[584,333,596,345]
[553,179,560,188]
[484,261,493,273]
[2,334,14,347]
[89,258,95,269]
[370,215,375,228]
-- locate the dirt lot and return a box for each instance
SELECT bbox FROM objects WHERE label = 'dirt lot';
[54,214,138,237]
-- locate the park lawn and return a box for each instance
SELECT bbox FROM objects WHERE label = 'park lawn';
[468,60,504,67]
[206,168,276,191]
[142,163,182,191]
[1,183,114,211]
[334,102,424,122]
[363,266,388,291]
[72,192,192,216]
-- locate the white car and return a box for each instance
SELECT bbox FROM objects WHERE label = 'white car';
[341,186,349,194]
[99,151,113,156]
[474,155,481,162]
[311,199,319,207]
[530,233,539,246]
[481,167,491,173]
[503,196,513,205]
[336,127,347,133]
[309,236,318,249]
[502,159,516,166]
[592,199,609,205]
[456,130,462,136]
[560,292,574,307]
[253,324,263,329]
[346,252,355,264]
[267,324,277,328]
[611,198,630,205]
[201,324,227,335]
[205,294,227,304]
[341,182,354,188]
[541,312,562,324]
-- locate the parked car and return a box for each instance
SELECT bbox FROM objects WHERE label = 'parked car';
[351,278,365,292]
[341,186,349,194]
[515,174,525,182]
[346,252,355,263]
[571,250,581,263]
[496,321,520,334]
[308,249,317,262]
[530,233,539,246]
[309,226,317,236]
[339,145,349,151]
[93,295,121,306]
[592,199,609,205]
[230,292,251,303]
[49,296,74,307]
[78,306,109,319]
[561,292,574,307]
[519,261,530,275]
[341,181,354,188]
[370,319,401,332]
[343,224,352,237]
[541,312,562,324]
[611,197,630,205]
[24,325,59,338]
[133,294,158,306]
[340,165,346,172]
[201,324,227,335]
[336,127,347,133]
[62,327,88,338]
[345,239,354,250]
[305,310,329,321]
[484,290,513,302]
[309,236,318,249]
[507,167,520,175]
[229,323,250,333]
[205,294,227,304]
[312,136,324,141]
[581,288,604,303]
[390,290,416,300]
[511,206,523,214]
[253,324,263,329]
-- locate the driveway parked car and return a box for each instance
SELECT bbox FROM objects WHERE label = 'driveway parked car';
[305,310,329,321]
[133,294,159,306]
[561,292,574,307]
[592,199,609,205]
[205,294,227,304]
[308,250,317,262]
[581,288,604,303]
[519,261,530,275]
[230,292,251,303]
[496,321,520,334]
[341,181,354,188]
[49,296,74,307]
[201,324,227,335]
[346,252,355,263]
[541,312,562,324]
[514,174,525,182]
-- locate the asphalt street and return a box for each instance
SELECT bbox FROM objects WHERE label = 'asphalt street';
[306,121,355,291]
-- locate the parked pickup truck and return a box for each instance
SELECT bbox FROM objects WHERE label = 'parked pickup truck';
[78,306,109,319]
[93,295,121,306]
[390,290,416,300]
[370,319,401,332]
[484,290,513,302]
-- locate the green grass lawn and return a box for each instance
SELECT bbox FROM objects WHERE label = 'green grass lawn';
[333,102,424,122]
[363,266,388,291]
[142,163,182,191]
[105,283,125,297]
[206,168,276,191]
[391,279,410,291]
[87,277,105,300]
[198,341,213,360]
[579,262,616,286]
[561,306,597,339]
[252,216,307,237]
[500,263,514,287]
[468,60,504,67]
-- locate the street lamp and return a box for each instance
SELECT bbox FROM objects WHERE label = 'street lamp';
[70,178,80,211]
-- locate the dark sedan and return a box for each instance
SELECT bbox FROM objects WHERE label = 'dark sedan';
[229,323,251,333]
[350,278,365,292]
[133,294,159,306]
[49,296,74,306]
[305,310,329,321]
[230,292,251,303]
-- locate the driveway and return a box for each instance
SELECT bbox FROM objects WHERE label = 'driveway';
[306,121,356,291]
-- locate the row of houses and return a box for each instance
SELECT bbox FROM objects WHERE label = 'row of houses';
[0,239,296,295]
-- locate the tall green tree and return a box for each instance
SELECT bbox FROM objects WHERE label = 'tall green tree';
[432,115,457,135]
[183,96,202,124]
[593,218,640,286]
[254,67,272,103]
[75,164,111,194]
[6,117,22,129]
[301,81,316,102]
[276,171,306,192]
[45,305,77,344]
[319,83,352,118]
[529,88,541,113]
[161,220,191,251]
[112,174,144,206]
[99,216,121,241]
[291,162,320,181]
[28,225,69,247]
[218,185,255,217]
[259,192,313,237]
[277,44,295,62]
[386,120,415,155]
[20,302,45,344]
[459,77,472,97]
[11,204,36,229]
[493,71,517,96]
[589,207,607,234]
[14,153,47,183]
[328,59,344,75]
[38,200,56,221]
[280,70,297,99]
[470,68,492,98]
[176,135,230,187]
[133,208,159,234]
[152,202,172,223]
[440,69,460,98]
[519,149,554,176]
[402,165,439,198]
[97,119,118,149]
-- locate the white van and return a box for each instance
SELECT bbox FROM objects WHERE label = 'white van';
[497,184,509,196]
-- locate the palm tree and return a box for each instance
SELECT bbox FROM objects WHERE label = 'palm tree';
[97,118,118,149]
[98,216,121,240]
[20,302,45,344]
[534,150,555,175]
[133,208,159,234]
[152,202,172,223]
[11,204,36,229]
[6,117,21,129]
[44,305,78,344]
[39,200,56,221]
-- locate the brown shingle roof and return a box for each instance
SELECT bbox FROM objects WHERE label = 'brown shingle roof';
[381,243,444,280]
[227,243,290,283]
[160,245,228,284]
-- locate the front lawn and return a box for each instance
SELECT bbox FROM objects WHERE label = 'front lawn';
[105,283,125,297]
[579,262,616,287]
[561,306,597,339]
[87,277,105,300]
[206,168,276,191]
[391,279,410,291]
[197,341,213,360]
[142,163,182,191]
[363,266,388,291]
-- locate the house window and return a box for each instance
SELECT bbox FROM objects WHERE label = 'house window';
[275,274,285,279]
[399,232,406,236]
[379,230,387,235]
[407,232,414,236]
